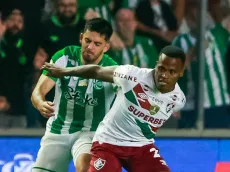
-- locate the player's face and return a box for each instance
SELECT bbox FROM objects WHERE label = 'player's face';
[57,0,77,20]
[154,53,184,93]
[80,30,110,64]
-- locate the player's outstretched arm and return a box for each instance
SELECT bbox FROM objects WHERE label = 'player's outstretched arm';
[42,62,117,83]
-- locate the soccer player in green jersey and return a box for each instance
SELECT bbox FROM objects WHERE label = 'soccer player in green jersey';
[31,18,117,172]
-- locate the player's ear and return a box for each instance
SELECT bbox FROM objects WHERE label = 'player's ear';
[103,42,110,53]
[155,61,158,68]
[80,33,84,44]
[179,68,184,77]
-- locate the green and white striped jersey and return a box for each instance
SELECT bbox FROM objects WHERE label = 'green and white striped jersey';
[92,4,113,24]
[79,0,114,26]
[204,24,230,108]
[121,0,140,9]
[109,36,158,68]
[42,46,117,134]
[173,24,230,109]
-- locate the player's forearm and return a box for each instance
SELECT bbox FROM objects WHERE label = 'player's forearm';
[62,65,116,83]
[31,89,46,110]
[63,65,101,79]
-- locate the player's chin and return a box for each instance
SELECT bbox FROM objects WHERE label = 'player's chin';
[157,83,170,91]
[83,56,97,63]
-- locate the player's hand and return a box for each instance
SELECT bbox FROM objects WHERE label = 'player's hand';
[42,62,65,78]
[110,32,125,50]
[38,101,55,118]
[84,8,100,20]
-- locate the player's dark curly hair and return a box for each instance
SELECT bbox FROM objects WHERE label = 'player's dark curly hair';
[160,45,186,64]
[84,18,113,42]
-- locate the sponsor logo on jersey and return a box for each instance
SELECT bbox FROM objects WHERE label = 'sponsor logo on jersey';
[94,158,106,170]
[68,59,76,66]
[114,72,137,82]
[128,105,166,125]
[152,97,163,105]
[93,80,104,90]
[64,87,98,106]
[166,103,175,113]
[78,80,88,86]
[182,98,186,104]
[170,95,178,101]
[149,105,160,115]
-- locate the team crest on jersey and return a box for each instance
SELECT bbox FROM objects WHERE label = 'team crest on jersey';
[149,104,160,115]
[94,158,106,170]
[68,59,76,66]
[138,93,148,99]
[166,103,175,113]
[93,80,104,90]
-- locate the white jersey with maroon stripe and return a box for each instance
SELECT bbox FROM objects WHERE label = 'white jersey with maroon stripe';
[93,65,186,147]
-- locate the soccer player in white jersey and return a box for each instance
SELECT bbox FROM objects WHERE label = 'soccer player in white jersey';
[42,45,186,172]
[31,18,117,172]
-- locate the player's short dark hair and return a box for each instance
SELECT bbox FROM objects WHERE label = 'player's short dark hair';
[84,18,113,41]
[160,45,186,64]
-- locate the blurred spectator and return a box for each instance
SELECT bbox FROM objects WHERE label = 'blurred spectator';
[173,2,230,128]
[108,9,158,68]
[78,0,112,22]
[119,0,142,9]
[34,0,85,67]
[135,0,178,52]
[79,0,125,50]
[0,14,6,39]
[0,9,28,116]
[170,0,185,27]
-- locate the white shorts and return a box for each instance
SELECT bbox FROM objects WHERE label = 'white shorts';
[32,131,95,172]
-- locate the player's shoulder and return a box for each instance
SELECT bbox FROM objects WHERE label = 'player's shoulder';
[51,46,80,63]
[171,83,186,106]
[115,65,153,80]
[60,45,80,58]
[101,54,118,66]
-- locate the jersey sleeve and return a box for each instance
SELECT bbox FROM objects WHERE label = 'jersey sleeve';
[42,47,68,82]
[113,65,139,88]
[173,92,186,112]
